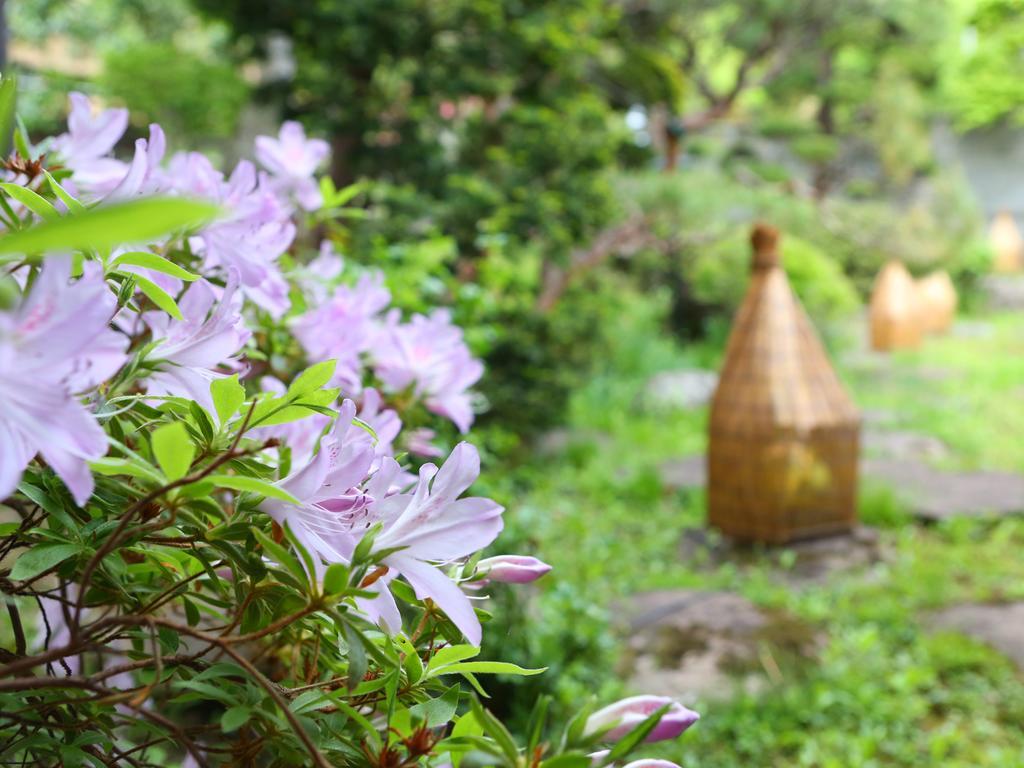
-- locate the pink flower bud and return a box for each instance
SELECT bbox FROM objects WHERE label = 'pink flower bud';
[622,761,683,768]
[477,555,552,584]
[585,695,699,743]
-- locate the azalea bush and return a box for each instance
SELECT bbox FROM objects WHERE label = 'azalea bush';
[0,83,699,766]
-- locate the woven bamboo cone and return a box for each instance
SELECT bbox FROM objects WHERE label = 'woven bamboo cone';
[990,211,1023,273]
[707,224,861,544]
[869,261,922,351]
[916,271,957,334]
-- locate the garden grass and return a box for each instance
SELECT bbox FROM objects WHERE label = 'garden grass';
[492,304,1024,767]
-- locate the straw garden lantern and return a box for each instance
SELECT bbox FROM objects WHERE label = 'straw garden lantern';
[990,210,1023,273]
[869,261,922,352]
[916,270,957,335]
[707,224,861,544]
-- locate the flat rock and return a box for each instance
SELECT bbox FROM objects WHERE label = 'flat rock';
[862,428,950,463]
[616,590,821,701]
[678,526,884,586]
[981,275,1024,311]
[928,602,1024,668]
[642,369,718,411]
[863,459,1024,521]
[658,455,706,490]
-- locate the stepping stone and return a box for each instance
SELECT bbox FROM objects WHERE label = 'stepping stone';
[862,428,950,463]
[660,453,1024,522]
[928,602,1024,668]
[981,275,1024,311]
[658,455,706,490]
[616,590,821,701]
[642,369,718,411]
[678,526,884,586]
[862,459,1024,521]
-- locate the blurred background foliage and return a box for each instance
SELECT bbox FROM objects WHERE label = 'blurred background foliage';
[8,0,1007,442]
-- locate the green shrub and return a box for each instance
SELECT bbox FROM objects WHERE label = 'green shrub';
[101,42,248,141]
[691,230,861,327]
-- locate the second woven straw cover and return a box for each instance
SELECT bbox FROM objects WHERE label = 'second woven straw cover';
[990,211,1023,273]
[917,270,957,334]
[707,224,861,544]
[869,261,922,351]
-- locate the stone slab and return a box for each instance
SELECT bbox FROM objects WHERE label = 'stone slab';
[862,459,1024,521]
[928,602,1024,668]
[642,369,718,411]
[616,589,821,701]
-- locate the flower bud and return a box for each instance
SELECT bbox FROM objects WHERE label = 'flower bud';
[477,555,552,584]
[585,695,699,743]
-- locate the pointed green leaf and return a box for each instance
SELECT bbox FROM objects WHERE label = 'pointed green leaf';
[43,171,86,215]
[10,543,80,581]
[113,251,199,281]
[0,182,59,222]
[0,76,15,157]
[151,421,195,481]
[0,197,219,260]
[208,475,299,505]
[210,375,245,424]
[135,275,183,320]
[288,359,337,395]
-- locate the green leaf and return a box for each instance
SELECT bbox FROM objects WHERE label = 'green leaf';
[322,563,349,595]
[151,421,195,481]
[409,684,460,727]
[288,360,337,396]
[10,543,80,581]
[0,182,59,221]
[0,197,219,260]
[470,699,520,765]
[43,171,86,215]
[89,457,165,484]
[113,251,199,281]
[436,661,546,677]
[342,620,367,692]
[0,76,15,157]
[251,527,309,589]
[135,275,183,320]
[220,706,251,733]
[207,475,299,505]
[427,644,480,672]
[605,704,670,762]
[210,375,245,424]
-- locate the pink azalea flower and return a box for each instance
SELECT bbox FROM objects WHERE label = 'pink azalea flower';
[255,121,330,211]
[0,258,127,505]
[251,377,331,463]
[141,275,251,417]
[168,153,295,317]
[476,555,552,584]
[53,92,129,198]
[291,272,391,393]
[299,240,345,305]
[404,427,444,458]
[585,696,699,744]
[621,761,684,768]
[105,123,167,201]
[373,309,483,433]
[262,424,503,645]
[356,388,401,462]
[260,399,377,570]
[354,443,504,644]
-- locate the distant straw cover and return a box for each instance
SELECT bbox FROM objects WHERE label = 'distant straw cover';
[989,211,1023,273]
[916,270,957,334]
[869,261,922,351]
[707,223,861,544]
